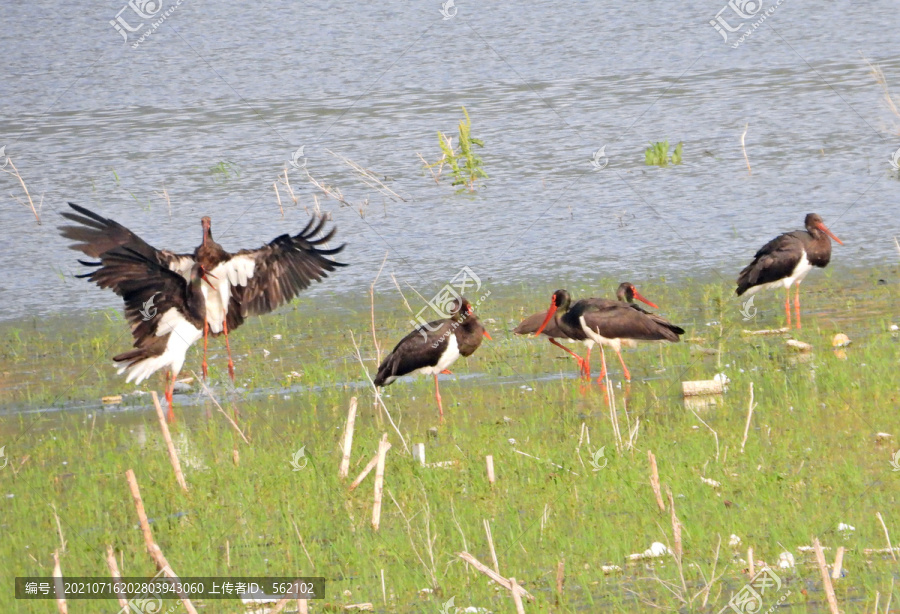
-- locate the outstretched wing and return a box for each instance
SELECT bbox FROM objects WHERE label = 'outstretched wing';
[59,203,195,285]
[210,215,347,317]
[77,247,196,345]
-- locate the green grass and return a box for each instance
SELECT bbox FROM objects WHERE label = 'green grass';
[0,270,898,612]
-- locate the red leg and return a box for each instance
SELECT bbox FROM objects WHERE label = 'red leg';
[784,288,792,329]
[202,320,209,380]
[794,284,802,330]
[549,339,584,371]
[434,374,444,422]
[165,371,175,423]
[615,347,631,381]
[583,345,592,380]
[223,319,235,382]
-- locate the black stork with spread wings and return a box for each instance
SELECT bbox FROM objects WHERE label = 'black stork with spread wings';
[78,246,214,421]
[736,213,842,329]
[534,289,684,384]
[61,202,347,383]
[514,282,661,380]
[373,298,491,421]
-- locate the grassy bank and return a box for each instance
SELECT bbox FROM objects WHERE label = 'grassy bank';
[0,267,898,612]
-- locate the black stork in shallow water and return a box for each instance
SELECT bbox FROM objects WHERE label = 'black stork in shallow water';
[373,298,491,421]
[534,289,684,383]
[736,213,842,329]
[60,203,346,380]
[78,246,215,421]
[514,282,660,379]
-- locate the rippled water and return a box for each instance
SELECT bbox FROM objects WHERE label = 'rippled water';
[2,1,899,322]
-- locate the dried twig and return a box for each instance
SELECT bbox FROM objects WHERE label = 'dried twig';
[273,181,284,217]
[648,451,665,512]
[105,545,129,609]
[371,434,389,530]
[151,391,188,491]
[326,148,406,202]
[740,123,752,175]
[52,550,67,614]
[388,489,438,588]
[813,537,840,614]
[339,397,358,479]
[371,252,389,366]
[193,372,250,444]
[741,382,756,453]
[877,511,897,561]
[1,154,41,223]
[456,552,534,601]
[688,405,719,462]
[348,330,410,454]
[50,503,66,553]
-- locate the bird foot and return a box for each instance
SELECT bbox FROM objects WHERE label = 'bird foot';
[440,369,453,375]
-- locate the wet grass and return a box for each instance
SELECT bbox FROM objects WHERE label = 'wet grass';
[0,267,899,612]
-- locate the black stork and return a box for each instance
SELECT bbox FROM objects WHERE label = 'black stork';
[77,246,214,421]
[60,203,346,380]
[514,282,660,379]
[373,297,490,421]
[534,289,684,383]
[736,213,842,329]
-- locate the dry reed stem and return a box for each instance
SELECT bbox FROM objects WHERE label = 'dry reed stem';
[326,148,406,202]
[52,550,67,614]
[748,546,754,576]
[151,391,188,491]
[124,469,198,613]
[348,330,410,454]
[667,486,683,560]
[291,517,315,569]
[832,546,844,580]
[510,577,526,614]
[339,397,358,479]
[483,519,500,575]
[49,503,66,553]
[863,55,900,121]
[456,552,535,601]
[105,545,129,608]
[556,559,565,598]
[193,372,250,444]
[648,451,665,512]
[273,181,284,217]
[688,405,720,462]
[877,511,897,561]
[486,455,495,484]
[741,382,756,453]
[740,123,752,175]
[813,538,840,614]
[349,443,392,491]
[1,155,41,223]
[370,252,389,366]
[371,434,389,530]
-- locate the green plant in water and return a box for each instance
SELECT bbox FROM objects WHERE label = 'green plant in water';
[209,161,240,182]
[426,106,487,193]
[644,140,683,167]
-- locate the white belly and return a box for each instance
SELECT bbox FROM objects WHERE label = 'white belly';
[415,334,461,376]
[745,250,814,295]
[579,316,622,351]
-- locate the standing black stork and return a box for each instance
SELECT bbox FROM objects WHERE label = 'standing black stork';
[736,213,842,329]
[373,298,490,421]
[514,282,661,380]
[534,289,684,383]
[60,203,346,380]
[77,246,214,421]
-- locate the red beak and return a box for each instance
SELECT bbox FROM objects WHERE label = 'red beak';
[201,270,218,287]
[817,222,843,245]
[533,296,558,337]
[631,287,658,309]
[483,330,492,340]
